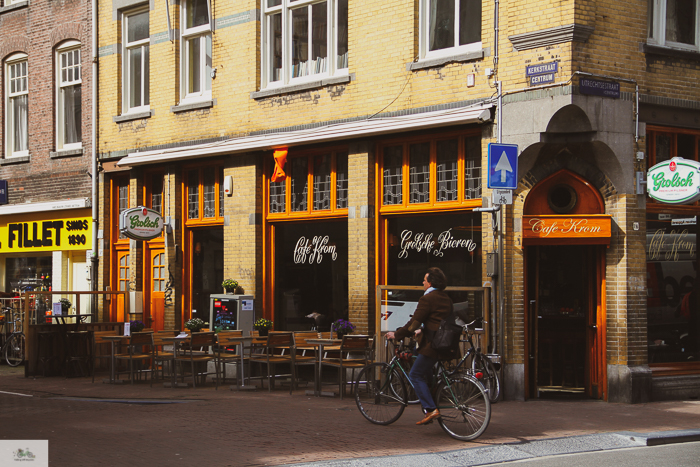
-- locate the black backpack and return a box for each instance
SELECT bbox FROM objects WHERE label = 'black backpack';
[430,306,463,361]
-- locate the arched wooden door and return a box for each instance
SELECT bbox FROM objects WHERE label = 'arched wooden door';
[115,250,130,322]
[148,247,166,331]
[523,169,609,400]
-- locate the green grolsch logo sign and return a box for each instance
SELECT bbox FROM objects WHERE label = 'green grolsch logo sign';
[119,206,163,240]
[647,157,700,204]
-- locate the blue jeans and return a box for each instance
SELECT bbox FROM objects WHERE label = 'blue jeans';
[409,353,438,411]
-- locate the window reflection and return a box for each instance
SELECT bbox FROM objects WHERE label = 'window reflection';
[647,213,699,363]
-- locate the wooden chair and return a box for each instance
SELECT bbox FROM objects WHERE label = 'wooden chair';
[249,332,295,393]
[175,332,220,389]
[216,330,247,384]
[293,331,319,357]
[321,335,372,399]
[153,330,178,381]
[291,332,318,387]
[114,332,155,386]
[91,330,119,383]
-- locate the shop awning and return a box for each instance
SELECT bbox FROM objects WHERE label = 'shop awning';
[117,104,493,167]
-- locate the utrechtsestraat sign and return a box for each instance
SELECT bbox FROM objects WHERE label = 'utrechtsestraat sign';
[119,206,163,240]
[647,157,700,204]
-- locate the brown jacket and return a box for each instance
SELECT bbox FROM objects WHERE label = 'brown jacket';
[394,289,453,359]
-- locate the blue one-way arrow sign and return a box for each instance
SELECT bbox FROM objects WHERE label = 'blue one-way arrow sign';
[487,143,519,189]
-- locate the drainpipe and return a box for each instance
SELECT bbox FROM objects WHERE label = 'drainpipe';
[90,0,99,303]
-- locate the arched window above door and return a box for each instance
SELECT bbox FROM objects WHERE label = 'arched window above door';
[524,169,604,216]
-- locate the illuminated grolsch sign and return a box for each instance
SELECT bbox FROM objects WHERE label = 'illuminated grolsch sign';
[119,206,163,240]
[647,157,700,204]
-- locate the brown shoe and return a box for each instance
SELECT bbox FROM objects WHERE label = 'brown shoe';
[416,409,440,425]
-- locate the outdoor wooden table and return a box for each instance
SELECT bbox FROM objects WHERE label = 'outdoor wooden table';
[305,338,341,397]
[101,335,128,384]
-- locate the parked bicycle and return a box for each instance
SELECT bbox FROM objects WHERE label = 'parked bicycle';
[386,339,419,404]
[1,307,25,367]
[354,334,491,441]
[458,319,501,403]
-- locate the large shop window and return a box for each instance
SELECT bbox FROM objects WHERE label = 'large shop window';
[386,212,481,286]
[646,126,700,365]
[6,256,52,293]
[273,220,348,331]
[380,132,481,212]
[646,213,699,363]
[268,150,348,217]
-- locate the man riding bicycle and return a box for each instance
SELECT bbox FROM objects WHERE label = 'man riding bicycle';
[385,267,453,426]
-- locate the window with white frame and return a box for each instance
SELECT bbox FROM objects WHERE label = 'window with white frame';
[181,0,212,103]
[4,54,28,158]
[123,9,150,113]
[262,0,348,89]
[648,0,699,51]
[420,0,481,60]
[56,42,82,150]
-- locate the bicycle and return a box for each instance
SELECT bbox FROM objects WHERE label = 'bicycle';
[1,307,25,367]
[458,319,501,403]
[354,335,491,441]
[386,339,419,405]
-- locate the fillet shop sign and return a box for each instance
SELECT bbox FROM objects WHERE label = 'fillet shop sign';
[119,207,163,241]
[647,157,700,204]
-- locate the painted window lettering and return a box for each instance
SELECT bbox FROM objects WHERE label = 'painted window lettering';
[293,235,338,264]
[398,228,477,259]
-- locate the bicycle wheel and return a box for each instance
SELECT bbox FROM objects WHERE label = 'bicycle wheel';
[355,363,406,425]
[5,333,25,367]
[436,376,491,441]
[472,353,500,403]
[393,359,420,404]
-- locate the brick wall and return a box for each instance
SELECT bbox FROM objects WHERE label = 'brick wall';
[0,0,93,203]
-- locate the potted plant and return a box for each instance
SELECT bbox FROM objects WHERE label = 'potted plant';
[59,298,72,314]
[185,317,206,333]
[222,279,239,294]
[253,318,273,336]
[130,320,145,333]
[331,319,355,339]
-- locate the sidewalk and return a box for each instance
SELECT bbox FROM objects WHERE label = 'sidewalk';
[1,365,699,466]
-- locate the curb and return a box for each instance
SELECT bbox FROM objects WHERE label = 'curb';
[618,429,700,446]
[285,429,700,467]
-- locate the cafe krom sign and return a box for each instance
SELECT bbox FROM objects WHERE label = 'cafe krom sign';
[647,157,700,204]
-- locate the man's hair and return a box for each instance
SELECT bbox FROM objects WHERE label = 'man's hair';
[426,267,447,291]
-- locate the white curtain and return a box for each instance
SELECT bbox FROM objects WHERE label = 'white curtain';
[12,95,28,153]
[63,84,81,145]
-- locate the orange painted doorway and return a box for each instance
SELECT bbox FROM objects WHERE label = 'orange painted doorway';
[147,245,166,331]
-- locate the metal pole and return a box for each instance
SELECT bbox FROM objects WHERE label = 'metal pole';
[497,80,504,357]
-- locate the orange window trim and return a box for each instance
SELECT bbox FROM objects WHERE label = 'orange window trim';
[264,149,349,220]
[377,131,483,213]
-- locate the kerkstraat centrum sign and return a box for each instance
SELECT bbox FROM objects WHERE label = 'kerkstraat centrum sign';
[647,157,700,204]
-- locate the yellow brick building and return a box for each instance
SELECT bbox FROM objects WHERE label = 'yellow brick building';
[96,0,700,402]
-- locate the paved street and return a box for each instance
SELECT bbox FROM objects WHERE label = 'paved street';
[1,365,699,466]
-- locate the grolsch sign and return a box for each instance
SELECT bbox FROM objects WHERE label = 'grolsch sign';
[647,157,700,204]
[119,206,163,240]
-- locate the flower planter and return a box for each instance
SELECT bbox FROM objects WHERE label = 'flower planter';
[257,328,269,337]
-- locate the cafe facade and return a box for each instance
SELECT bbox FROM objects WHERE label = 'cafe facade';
[96,0,700,403]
